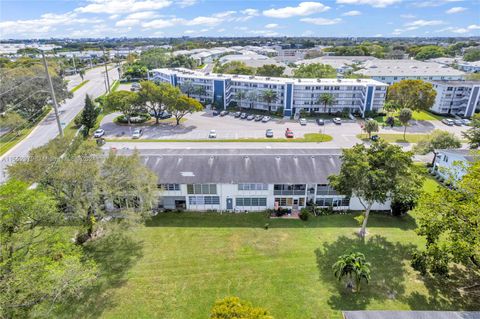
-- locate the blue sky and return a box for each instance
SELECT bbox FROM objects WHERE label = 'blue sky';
[1,0,479,39]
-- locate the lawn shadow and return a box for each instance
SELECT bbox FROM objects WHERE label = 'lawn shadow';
[405,265,480,311]
[53,232,143,318]
[315,235,416,310]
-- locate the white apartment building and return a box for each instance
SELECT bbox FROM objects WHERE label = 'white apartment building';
[430,81,480,117]
[149,68,388,117]
[433,149,479,182]
[115,148,391,212]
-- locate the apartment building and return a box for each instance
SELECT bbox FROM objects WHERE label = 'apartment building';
[430,81,480,117]
[432,149,479,182]
[116,148,391,212]
[150,68,388,117]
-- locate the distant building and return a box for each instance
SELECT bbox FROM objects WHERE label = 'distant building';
[429,57,480,74]
[150,67,387,117]
[433,149,479,182]
[114,148,392,212]
[430,81,480,117]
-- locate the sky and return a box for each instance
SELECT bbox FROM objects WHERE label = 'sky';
[0,0,479,39]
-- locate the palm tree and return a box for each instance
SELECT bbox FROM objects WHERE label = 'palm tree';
[195,86,206,97]
[79,69,85,81]
[333,252,371,292]
[317,93,336,113]
[247,90,258,110]
[180,80,195,97]
[261,89,278,113]
[235,90,247,109]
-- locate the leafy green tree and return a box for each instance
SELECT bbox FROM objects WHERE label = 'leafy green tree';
[414,45,446,60]
[413,129,462,155]
[387,80,436,112]
[139,48,169,69]
[333,252,371,292]
[412,159,480,276]
[167,54,197,69]
[261,89,278,113]
[79,69,85,81]
[463,114,480,149]
[398,108,412,140]
[0,112,26,132]
[210,297,273,319]
[293,63,336,78]
[317,93,336,113]
[137,81,169,124]
[123,62,148,79]
[463,48,480,62]
[328,141,419,238]
[214,61,255,75]
[80,94,99,135]
[247,90,258,109]
[0,180,97,318]
[104,90,138,125]
[164,87,203,125]
[179,80,196,97]
[234,90,247,108]
[255,64,285,77]
[364,119,379,138]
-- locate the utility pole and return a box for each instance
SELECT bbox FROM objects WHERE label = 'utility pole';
[72,54,77,74]
[102,47,111,93]
[41,50,63,137]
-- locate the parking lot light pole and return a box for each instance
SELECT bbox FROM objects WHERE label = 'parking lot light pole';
[41,50,63,137]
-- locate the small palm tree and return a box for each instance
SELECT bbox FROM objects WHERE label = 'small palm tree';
[333,252,371,292]
[79,69,85,81]
[261,89,278,113]
[195,86,206,97]
[318,93,336,113]
[235,90,247,109]
[247,90,258,110]
[180,80,195,97]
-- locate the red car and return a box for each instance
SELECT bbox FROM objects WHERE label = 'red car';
[285,128,294,138]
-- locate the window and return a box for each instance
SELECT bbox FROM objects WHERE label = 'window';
[273,184,306,195]
[316,184,339,195]
[238,183,268,191]
[187,184,217,194]
[236,197,267,207]
[316,197,350,207]
[188,196,220,205]
[158,184,180,191]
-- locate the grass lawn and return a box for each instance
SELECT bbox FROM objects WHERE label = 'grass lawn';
[373,110,444,126]
[55,209,480,319]
[357,133,429,143]
[106,133,333,143]
[70,80,90,93]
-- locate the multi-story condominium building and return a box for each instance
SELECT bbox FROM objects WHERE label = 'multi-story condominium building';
[116,148,391,212]
[149,68,388,117]
[430,81,480,117]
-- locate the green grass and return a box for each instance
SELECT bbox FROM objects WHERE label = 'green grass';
[70,80,90,93]
[357,133,430,143]
[110,80,120,92]
[0,107,51,156]
[373,110,445,126]
[55,210,480,319]
[106,133,333,143]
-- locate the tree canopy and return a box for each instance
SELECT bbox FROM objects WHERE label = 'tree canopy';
[214,61,255,75]
[413,45,446,60]
[463,48,480,62]
[463,114,480,149]
[413,130,462,155]
[387,80,436,111]
[255,64,285,77]
[293,63,336,78]
[104,90,138,125]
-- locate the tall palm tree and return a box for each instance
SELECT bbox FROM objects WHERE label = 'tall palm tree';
[234,90,247,109]
[332,252,371,292]
[261,89,278,113]
[318,93,336,113]
[247,90,258,110]
[180,80,195,97]
[195,86,206,97]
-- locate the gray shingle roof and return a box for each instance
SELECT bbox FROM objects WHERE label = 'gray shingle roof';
[343,311,480,319]
[115,148,343,184]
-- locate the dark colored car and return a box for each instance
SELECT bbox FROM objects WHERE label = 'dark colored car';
[212,110,219,116]
[370,134,380,141]
[316,118,325,125]
[265,129,274,138]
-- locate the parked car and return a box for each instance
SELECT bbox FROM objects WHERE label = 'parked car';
[262,116,271,123]
[130,83,140,92]
[285,128,294,138]
[462,119,472,126]
[93,129,105,138]
[208,129,217,138]
[254,115,263,121]
[316,118,325,125]
[247,114,255,121]
[442,118,454,126]
[370,134,380,142]
[265,129,274,138]
[234,111,241,118]
[212,110,219,116]
[332,117,342,125]
[159,111,172,119]
[220,110,228,116]
[240,112,247,119]
[132,128,143,139]
[299,118,307,126]
[454,119,463,126]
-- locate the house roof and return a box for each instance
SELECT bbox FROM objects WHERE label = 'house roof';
[343,311,480,319]
[435,149,480,162]
[113,148,343,184]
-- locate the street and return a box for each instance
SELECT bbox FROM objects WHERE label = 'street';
[0,66,119,182]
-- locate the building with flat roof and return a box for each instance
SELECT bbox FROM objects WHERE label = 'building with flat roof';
[430,80,480,117]
[150,67,387,117]
[113,148,391,212]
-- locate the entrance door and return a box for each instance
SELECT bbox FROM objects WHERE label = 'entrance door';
[226,198,233,210]
[293,199,299,210]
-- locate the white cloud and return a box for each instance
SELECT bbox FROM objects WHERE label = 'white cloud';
[241,9,259,16]
[184,30,196,34]
[336,0,401,8]
[265,23,279,29]
[116,19,141,27]
[109,14,120,19]
[125,11,159,19]
[142,12,228,30]
[142,18,181,29]
[75,0,172,14]
[300,17,342,25]
[185,16,223,26]
[342,10,361,16]
[248,30,279,37]
[263,2,330,18]
[414,0,463,8]
[177,0,197,8]
[374,33,383,37]
[445,7,466,14]
[404,19,444,27]
[468,24,480,30]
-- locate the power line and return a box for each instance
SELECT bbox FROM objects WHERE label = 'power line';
[41,50,63,137]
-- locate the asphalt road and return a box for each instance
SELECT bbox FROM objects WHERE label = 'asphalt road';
[0,65,119,182]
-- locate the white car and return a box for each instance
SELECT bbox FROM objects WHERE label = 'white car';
[93,129,105,138]
[262,116,271,123]
[462,119,472,126]
[299,118,307,126]
[132,128,143,139]
[442,118,454,126]
[208,129,217,138]
[332,117,342,125]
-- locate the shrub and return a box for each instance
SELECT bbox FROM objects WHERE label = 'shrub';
[298,208,311,221]
[210,296,273,319]
[391,199,416,216]
[316,206,335,216]
[115,113,150,124]
[274,208,290,217]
